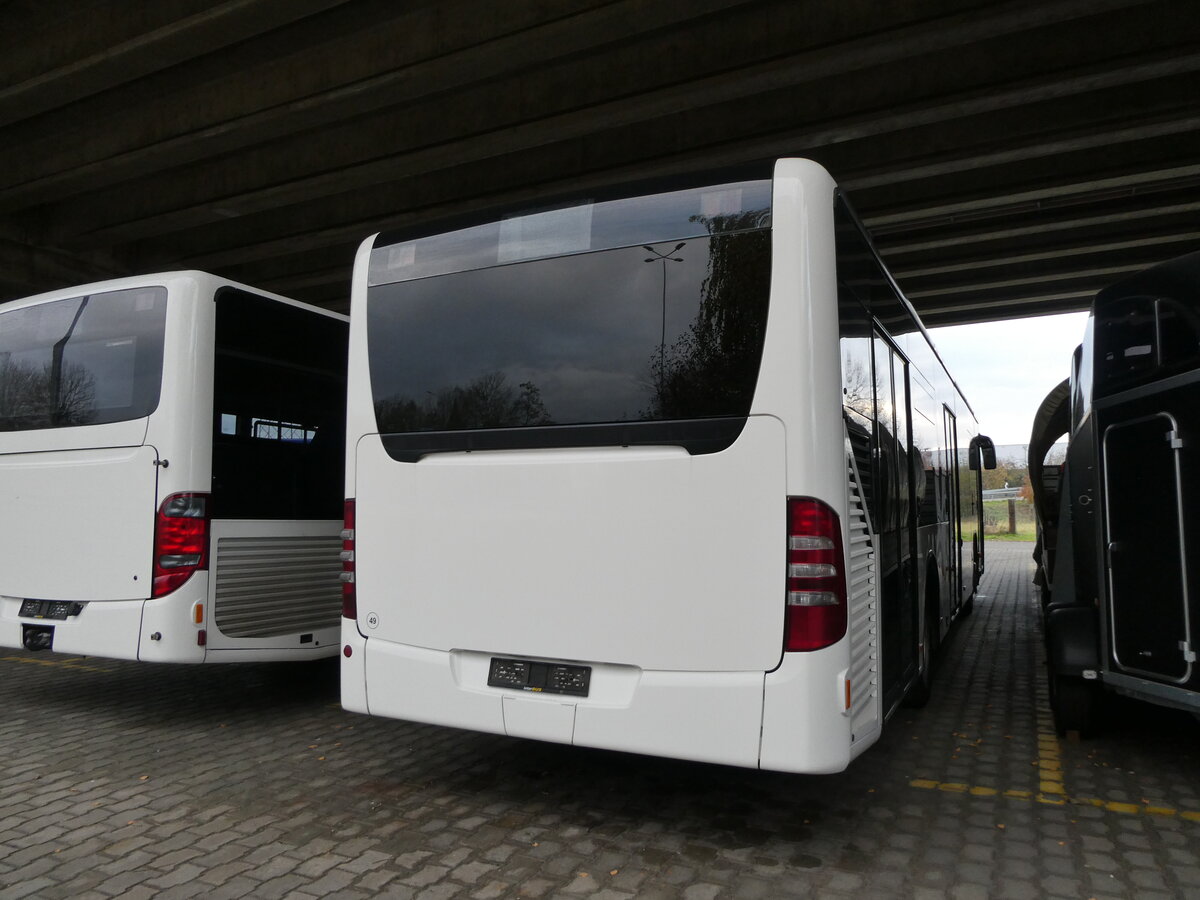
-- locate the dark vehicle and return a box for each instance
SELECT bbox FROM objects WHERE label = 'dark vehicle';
[1032,251,1200,734]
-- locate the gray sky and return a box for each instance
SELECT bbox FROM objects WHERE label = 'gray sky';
[928,311,1090,449]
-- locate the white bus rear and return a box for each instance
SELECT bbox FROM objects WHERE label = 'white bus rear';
[0,271,348,663]
[341,159,986,772]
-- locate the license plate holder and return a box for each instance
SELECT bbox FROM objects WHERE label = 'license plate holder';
[488,657,591,697]
[19,599,83,620]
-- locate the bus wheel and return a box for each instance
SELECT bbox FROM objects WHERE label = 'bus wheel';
[1050,673,1101,737]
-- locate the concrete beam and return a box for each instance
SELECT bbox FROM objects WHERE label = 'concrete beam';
[0,235,126,303]
[0,0,637,207]
[0,0,353,126]
[27,0,1167,245]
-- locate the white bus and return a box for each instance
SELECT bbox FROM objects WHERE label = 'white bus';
[0,271,348,663]
[341,159,994,773]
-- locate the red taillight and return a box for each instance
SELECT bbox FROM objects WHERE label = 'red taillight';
[341,499,356,618]
[152,493,209,598]
[784,498,847,652]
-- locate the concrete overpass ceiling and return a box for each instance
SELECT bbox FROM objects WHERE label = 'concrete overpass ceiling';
[0,0,1195,325]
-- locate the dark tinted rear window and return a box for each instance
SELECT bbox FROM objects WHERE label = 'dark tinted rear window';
[366,181,771,455]
[370,231,771,429]
[0,287,166,431]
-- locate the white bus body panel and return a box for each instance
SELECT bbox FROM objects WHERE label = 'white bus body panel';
[0,597,144,660]
[0,444,158,600]
[359,640,767,767]
[757,160,883,768]
[353,416,785,672]
[138,577,208,663]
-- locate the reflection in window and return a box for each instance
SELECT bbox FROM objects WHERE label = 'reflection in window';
[0,287,166,432]
[369,180,772,286]
[368,223,770,435]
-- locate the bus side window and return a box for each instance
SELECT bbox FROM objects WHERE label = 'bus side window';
[910,392,940,527]
[1096,294,1157,392]
[839,293,876,522]
[1156,296,1200,372]
[1093,293,1200,394]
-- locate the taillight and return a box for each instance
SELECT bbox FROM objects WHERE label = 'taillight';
[784,498,847,652]
[152,493,209,598]
[340,499,356,618]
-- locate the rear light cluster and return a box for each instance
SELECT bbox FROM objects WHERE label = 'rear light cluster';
[152,493,209,598]
[784,498,847,652]
[340,499,356,618]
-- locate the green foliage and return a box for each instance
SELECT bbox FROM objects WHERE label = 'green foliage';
[983,498,1036,540]
[981,460,1028,492]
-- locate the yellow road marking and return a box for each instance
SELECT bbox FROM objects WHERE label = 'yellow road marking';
[1036,725,1064,796]
[911,679,1196,820]
[909,778,1199,819]
[911,726,1198,821]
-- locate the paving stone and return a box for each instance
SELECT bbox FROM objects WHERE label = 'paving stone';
[0,545,1197,898]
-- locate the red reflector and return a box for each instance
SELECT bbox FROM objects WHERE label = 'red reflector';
[152,493,210,598]
[341,499,356,619]
[343,645,353,658]
[784,498,847,652]
[197,629,207,647]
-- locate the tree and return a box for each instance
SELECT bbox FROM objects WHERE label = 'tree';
[0,357,96,429]
[646,211,770,419]
[981,461,1028,492]
[375,372,550,433]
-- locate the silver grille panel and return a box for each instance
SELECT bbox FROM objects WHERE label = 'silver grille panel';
[846,446,880,743]
[213,535,341,638]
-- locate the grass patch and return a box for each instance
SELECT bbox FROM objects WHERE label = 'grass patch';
[983,499,1037,542]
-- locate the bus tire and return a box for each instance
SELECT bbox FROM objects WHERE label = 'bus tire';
[1050,673,1101,737]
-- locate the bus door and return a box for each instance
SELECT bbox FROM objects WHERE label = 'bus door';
[942,407,964,611]
[874,333,917,705]
[1102,412,1192,683]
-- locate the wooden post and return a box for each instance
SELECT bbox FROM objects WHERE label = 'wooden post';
[1008,499,1017,534]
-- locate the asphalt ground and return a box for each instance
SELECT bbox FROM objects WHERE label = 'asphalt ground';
[0,541,1197,899]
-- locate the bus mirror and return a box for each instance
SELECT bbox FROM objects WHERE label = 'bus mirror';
[970,435,997,471]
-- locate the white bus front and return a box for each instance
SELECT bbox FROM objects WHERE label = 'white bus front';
[343,161,873,773]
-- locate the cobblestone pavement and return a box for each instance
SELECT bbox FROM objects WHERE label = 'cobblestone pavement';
[0,542,1197,899]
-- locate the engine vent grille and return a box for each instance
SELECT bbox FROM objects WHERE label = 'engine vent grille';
[846,447,879,741]
[213,535,341,638]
